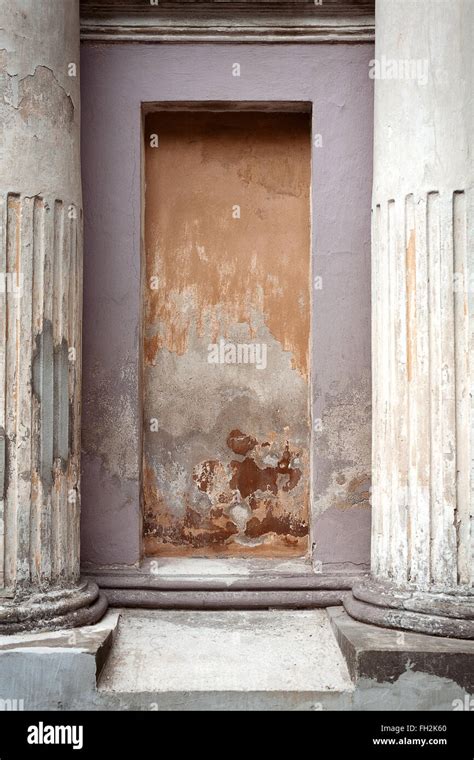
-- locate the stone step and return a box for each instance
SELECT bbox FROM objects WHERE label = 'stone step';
[97,608,354,710]
[2,607,471,711]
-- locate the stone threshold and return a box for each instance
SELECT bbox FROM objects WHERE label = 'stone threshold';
[84,558,367,609]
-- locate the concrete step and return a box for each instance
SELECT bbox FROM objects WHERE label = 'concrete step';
[2,607,471,710]
[97,609,354,710]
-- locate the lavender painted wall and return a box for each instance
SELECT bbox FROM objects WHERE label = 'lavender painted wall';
[80,43,373,570]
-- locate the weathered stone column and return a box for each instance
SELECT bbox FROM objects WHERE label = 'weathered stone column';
[0,0,107,632]
[345,0,474,638]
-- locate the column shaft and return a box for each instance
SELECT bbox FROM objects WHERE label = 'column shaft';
[0,0,106,632]
[345,0,474,638]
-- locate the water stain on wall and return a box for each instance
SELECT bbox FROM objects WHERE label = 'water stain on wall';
[143,110,311,557]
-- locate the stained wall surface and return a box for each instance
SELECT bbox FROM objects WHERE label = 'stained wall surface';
[80,43,373,571]
[143,111,311,557]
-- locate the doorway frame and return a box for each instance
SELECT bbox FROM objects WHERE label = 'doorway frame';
[85,100,366,607]
[139,100,314,564]
[79,8,374,608]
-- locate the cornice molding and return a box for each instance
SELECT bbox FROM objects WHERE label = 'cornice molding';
[80,1,375,43]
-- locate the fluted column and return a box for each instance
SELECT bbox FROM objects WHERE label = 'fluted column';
[345,0,474,637]
[0,0,107,632]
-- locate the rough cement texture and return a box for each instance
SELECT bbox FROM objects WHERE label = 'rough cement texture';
[80,42,373,571]
[0,612,119,710]
[0,608,472,711]
[100,609,353,692]
[329,607,474,692]
[353,670,474,713]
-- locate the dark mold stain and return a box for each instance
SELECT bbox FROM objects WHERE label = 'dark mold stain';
[143,504,239,549]
[230,457,278,498]
[144,431,308,555]
[226,429,257,456]
[245,510,308,540]
[229,442,301,498]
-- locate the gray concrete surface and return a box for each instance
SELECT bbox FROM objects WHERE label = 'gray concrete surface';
[0,612,119,710]
[0,607,472,711]
[329,607,474,691]
[99,609,353,693]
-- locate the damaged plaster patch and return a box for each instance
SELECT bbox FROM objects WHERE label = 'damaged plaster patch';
[144,431,309,555]
[17,66,74,127]
[313,375,371,516]
[0,56,75,120]
[0,55,80,203]
[142,320,309,557]
[321,469,371,511]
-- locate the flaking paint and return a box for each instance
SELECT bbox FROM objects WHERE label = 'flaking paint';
[143,111,310,556]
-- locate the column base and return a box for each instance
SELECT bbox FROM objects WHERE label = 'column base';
[344,579,474,640]
[0,580,108,635]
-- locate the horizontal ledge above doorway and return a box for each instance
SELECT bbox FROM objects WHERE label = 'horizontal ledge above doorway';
[80,1,375,43]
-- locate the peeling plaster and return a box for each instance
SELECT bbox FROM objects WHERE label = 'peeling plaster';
[313,376,372,516]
